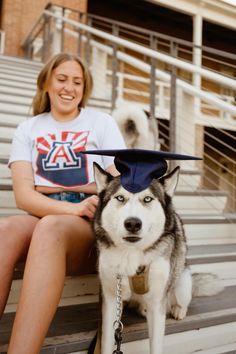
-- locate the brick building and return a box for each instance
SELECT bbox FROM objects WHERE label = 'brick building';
[0,0,87,57]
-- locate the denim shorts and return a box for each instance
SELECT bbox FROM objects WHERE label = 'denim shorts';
[45,191,91,203]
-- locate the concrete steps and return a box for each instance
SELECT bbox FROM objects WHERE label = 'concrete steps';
[2,286,236,354]
[0,188,229,215]
[1,54,236,354]
[2,241,236,353]
[183,214,236,245]
[5,243,236,313]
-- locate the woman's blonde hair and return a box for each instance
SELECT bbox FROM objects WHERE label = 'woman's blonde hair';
[32,53,93,116]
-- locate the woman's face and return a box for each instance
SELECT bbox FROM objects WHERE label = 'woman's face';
[46,60,84,121]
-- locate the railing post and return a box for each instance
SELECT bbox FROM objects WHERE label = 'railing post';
[169,41,177,161]
[25,40,32,60]
[60,7,65,52]
[150,35,157,119]
[85,17,92,65]
[77,12,85,56]
[149,35,160,149]
[111,24,119,111]
[0,30,5,54]
[42,14,51,62]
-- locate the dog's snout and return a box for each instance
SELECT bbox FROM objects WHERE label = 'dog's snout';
[124,217,142,233]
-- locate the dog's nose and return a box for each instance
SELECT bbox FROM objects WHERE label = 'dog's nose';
[124,217,142,233]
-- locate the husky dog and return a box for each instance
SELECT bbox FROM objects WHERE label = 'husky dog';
[112,105,160,150]
[92,163,223,354]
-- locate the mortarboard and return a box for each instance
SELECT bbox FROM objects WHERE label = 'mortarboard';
[81,149,202,193]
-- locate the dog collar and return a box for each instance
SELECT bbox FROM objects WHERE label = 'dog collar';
[129,265,150,294]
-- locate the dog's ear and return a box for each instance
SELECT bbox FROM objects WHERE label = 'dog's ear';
[93,162,112,193]
[162,166,180,197]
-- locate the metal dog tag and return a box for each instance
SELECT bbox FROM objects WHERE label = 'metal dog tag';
[129,266,149,294]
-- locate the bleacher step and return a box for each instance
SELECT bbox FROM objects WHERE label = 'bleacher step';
[0,112,29,127]
[0,55,43,69]
[0,86,35,98]
[183,215,236,245]
[0,189,229,215]
[1,286,236,354]
[5,243,236,313]
[0,65,39,77]
[0,72,38,84]
[0,93,33,105]
[0,63,41,75]
[0,102,32,115]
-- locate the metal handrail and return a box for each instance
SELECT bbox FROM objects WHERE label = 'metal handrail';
[88,12,236,63]
[41,9,236,91]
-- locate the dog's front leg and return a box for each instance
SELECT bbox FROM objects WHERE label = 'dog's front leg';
[146,298,166,354]
[101,290,117,354]
[146,259,170,354]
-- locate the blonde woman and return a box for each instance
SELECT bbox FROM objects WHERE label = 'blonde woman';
[0,52,125,353]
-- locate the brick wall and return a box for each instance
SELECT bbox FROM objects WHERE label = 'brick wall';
[1,0,87,57]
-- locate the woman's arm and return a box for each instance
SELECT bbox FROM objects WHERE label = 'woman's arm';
[11,161,98,219]
[106,164,120,177]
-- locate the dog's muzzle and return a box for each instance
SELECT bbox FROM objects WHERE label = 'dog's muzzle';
[123,217,142,242]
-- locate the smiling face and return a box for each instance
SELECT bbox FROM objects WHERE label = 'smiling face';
[46,60,84,121]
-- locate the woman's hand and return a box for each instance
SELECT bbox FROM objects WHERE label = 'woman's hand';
[72,195,99,219]
[11,161,99,218]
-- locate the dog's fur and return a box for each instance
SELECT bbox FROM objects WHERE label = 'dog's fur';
[92,163,224,354]
[112,105,160,150]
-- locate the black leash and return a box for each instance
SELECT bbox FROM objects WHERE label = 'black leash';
[113,321,123,353]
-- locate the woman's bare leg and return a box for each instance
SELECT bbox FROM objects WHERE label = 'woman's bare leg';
[0,215,39,317]
[8,214,96,354]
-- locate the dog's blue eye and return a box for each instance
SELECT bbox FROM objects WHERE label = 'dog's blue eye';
[115,195,125,202]
[143,196,153,203]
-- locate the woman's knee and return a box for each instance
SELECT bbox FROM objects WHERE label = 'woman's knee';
[32,215,69,248]
[32,215,93,254]
[0,216,34,262]
[0,217,29,247]
[0,218,14,248]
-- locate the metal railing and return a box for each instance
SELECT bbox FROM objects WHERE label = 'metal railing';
[20,3,236,214]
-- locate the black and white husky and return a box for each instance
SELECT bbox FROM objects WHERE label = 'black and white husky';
[92,164,223,354]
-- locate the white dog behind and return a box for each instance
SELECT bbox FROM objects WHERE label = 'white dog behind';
[112,104,160,150]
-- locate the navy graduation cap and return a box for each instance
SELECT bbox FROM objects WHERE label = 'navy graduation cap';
[81,149,202,193]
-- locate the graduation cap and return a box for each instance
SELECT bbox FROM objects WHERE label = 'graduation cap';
[81,149,202,193]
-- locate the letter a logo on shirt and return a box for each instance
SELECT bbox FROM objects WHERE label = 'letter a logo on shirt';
[43,141,81,170]
[36,131,89,187]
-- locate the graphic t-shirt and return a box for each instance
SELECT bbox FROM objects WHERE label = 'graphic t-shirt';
[9,108,126,188]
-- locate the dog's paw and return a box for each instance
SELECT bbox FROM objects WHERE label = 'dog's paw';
[170,305,187,320]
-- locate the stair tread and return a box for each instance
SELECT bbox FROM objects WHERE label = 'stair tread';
[0,54,43,68]
[1,285,236,352]
[176,189,229,196]
[10,244,236,281]
[187,244,236,263]
[182,213,236,223]
[188,244,236,255]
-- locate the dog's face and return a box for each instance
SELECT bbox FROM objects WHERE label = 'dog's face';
[93,163,180,250]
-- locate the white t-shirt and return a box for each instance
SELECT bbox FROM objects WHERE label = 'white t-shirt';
[9,108,126,189]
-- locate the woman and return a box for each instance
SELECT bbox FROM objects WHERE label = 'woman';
[0,52,125,353]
